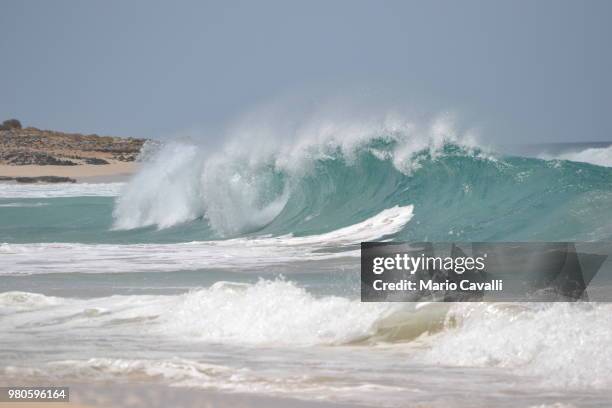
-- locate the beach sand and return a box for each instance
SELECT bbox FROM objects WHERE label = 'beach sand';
[0,162,138,182]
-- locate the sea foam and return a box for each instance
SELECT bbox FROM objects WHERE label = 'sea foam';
[3,287,612,391]
[0,205,413,275]
[554,145,612,167]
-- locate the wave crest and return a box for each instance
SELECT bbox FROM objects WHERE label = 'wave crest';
[111,114,612,242]
[112,115,475,234]
[547,145,612,168]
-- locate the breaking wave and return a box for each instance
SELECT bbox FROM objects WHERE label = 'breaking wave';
[542,145,612,168]
[423,302,612,389]
[112,116,612,242]
[3,284,612,390]
[113,115,468,235]
[0,205,412,275]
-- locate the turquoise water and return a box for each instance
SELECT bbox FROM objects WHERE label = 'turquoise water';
[0,197,216,244]
[2,144,612,244]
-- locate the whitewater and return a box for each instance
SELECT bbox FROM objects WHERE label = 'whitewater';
[2,116,612,407]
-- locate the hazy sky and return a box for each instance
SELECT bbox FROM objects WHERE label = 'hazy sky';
[1,0,610,143]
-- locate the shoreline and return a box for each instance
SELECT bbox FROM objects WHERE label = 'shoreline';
[0,124,147,183]
[0,163,138,183]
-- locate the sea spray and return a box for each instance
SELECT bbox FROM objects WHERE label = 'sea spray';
[112,115,478,234]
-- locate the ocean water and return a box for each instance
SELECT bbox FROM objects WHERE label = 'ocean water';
[2,122,612,407]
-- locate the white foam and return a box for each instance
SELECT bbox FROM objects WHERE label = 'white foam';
[3,288,612,395]
[423,302,612,390]
[0,205,413,275]
[0,182,124,198]
[158,280,396,345]
[112,143,206,230]
[541,145,612,168]
[0,291,64,312]
[113,113,478,232]
[0,281,396,346]
[265,205,413,246]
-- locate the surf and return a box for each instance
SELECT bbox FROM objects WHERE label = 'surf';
[109,116,612,244]
[3,285,612,392]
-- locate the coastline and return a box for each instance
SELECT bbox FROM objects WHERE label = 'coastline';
[0,163,137,183]
[0,125,146,183]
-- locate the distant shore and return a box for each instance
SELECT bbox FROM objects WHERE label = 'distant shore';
[0,162,138,183]
[0,121,147,183]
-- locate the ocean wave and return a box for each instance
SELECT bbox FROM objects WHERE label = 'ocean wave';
[541,145,612,168]
[0,205,412,275]
[113,115,479,235]
[423,302,612,390]
[3,286,612,391]
[109,115,612,242]
[0,282,397,346]
[156,280,396,345]
[0,282,444,349]
[155,285,612,388]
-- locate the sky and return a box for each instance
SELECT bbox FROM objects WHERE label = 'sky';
[1,0,611,143]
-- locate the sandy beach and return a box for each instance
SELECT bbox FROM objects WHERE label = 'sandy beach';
[0,124,146,183]
[0,162,138,182]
